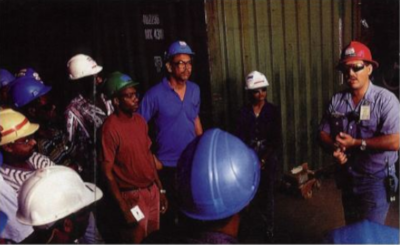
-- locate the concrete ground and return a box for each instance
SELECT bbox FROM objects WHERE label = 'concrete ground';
[240,177,400,244]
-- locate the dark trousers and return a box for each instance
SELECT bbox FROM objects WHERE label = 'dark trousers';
[158,167,179,232]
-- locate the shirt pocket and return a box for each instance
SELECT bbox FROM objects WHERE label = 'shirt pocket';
[184,100,198,121]
[359,119,378,138]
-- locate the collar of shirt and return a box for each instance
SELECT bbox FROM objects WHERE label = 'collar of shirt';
[344,81,375,109]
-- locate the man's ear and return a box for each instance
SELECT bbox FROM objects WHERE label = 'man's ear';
[165,62,173,73]
[27,107,36,118]
[112,97,120,107]
[63,218,74,233]
[367,64,373,76]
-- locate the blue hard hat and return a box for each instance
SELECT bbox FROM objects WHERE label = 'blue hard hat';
[0,69,16,88]
[16,68,43,83]
[0,211,7,234]
[165,41,195,60]
[176,128,260,221]
[10,77,52,108]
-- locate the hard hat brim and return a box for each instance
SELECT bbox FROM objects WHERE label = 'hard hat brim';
[0,123,39,146]
[84,182,104,205]
[16,181,103,227]
[69,66,103,80]
[115,82,140,96]
[13,84,52,108]
[338,57,379,68]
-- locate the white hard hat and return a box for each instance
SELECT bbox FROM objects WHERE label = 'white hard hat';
[17,166,103,227]
[245,70,269,90]
[0,109,39,146]
[67,54,103,80]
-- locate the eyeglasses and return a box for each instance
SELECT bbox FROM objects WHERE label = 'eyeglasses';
[251,87,267,94]
[173,60,192,69]
[339,63,366,73]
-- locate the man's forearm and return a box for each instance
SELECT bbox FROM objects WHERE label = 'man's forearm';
[194,116,203,136]
[352,133,400,151]
[319,131,335,152]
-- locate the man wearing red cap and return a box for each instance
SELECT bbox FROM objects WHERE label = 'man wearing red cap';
[318,41,400,225]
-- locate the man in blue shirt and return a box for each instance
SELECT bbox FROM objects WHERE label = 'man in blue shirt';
[139,40,203,229]
[319,41,400,225]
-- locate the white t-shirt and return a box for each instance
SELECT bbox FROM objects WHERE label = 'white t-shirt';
[0,175,33,242]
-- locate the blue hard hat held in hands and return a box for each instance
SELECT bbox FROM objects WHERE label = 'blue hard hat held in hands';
[176,128,260,221]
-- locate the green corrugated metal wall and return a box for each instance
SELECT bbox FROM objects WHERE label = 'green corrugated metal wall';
[205,0,354,171]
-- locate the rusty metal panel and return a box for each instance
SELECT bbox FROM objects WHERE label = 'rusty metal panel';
[205,0,354,171]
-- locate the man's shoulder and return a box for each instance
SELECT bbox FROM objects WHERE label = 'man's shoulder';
[103,113,119,128]
[328,89,350,103]
[187,80,200,90]
[369,83,399,102]
[146,79,166,94]
[133,113,147,123]
[65,95,85,115]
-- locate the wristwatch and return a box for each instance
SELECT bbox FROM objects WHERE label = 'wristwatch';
[360,139,367,151]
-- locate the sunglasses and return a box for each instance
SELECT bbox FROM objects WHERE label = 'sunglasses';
[339,63,366,73]
[251,87,267,94]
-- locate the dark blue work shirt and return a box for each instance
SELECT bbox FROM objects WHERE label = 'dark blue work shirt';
[139,77,200,167]
[319,82,400,175]
[235,101,281,158]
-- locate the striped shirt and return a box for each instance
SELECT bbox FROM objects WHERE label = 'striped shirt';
[0,152,55,194]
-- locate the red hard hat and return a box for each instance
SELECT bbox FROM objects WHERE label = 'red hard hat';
[339,41,379,68]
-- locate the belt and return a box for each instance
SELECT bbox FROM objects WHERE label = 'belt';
[120,182,154,192]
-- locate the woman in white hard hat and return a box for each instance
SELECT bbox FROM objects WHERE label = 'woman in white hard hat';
[235,70,282,243]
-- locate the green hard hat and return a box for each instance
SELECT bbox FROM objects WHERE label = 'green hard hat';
[104,71,139,98]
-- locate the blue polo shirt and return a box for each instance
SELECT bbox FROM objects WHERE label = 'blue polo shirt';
[319,82,400,175]
[139,77,200,167]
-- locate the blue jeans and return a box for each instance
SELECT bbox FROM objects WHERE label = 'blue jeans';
[341,169,397,225]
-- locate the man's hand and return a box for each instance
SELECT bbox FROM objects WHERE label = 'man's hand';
[160,193,168,214]
[335,132,356,150]
[333,148,348,165]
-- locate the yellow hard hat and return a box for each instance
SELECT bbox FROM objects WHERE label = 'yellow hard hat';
[0,109,39,146]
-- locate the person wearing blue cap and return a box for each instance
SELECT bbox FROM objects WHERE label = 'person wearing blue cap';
[139,40,203,230]
[0,68,16,108]
[9,70,78,169]
[143,128,260,244]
